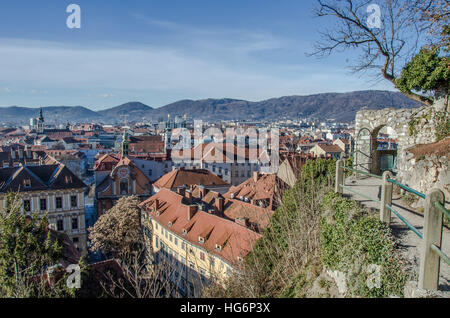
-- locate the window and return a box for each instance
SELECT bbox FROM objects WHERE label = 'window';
[71,195,77,208]
[210,257,215,267]
[40,198,47,211]
[155,222,158,230]
[57,219,64,231]
[174,237,178,246]
[200,252,205,261]
[23,178,31,188]
[23,200,31,212]
[56,197,62,209]
[149,169,152,176]
[120,180,128,195]
[189,261,195,269]
[155,236,159,248]
[71,217,78,230]
[181,241,186,250]
[169,234,173,242]
[200,268,206,283]
[73,237,79,243]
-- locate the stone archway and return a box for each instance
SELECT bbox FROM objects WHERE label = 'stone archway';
[355,105,438,180]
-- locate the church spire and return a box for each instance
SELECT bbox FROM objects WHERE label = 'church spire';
[121,130,129,157]
[39,108,44,122]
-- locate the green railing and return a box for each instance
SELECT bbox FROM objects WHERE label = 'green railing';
[335,159,449,291]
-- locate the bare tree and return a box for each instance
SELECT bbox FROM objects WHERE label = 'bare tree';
[311,0,444,106]
[100,247,184,298]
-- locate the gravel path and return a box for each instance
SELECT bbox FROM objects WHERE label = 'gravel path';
[342,175,450,293]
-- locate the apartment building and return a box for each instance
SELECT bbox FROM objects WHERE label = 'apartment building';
[0,163,88,255]
[139,187,264,297]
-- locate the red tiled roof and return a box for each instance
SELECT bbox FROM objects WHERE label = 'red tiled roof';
[140,189,261,264]
[154,168,228,190]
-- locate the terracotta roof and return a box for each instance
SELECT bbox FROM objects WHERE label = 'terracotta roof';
[224,173,284,210]
[154,168,228,190]
[128,135,164,154]
[140,189,261,265]
[316,144,344,153]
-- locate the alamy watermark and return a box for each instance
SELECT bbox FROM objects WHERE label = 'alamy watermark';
[66,4,81,29]
[170,121,280,173]
[367,4,381,29]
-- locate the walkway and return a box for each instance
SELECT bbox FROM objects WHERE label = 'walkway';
[343,175,450,292]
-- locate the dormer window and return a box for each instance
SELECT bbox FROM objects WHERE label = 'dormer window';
[156,211,160,217]
[237,256,243,262]
[168,221,173,228]
[198,236,205,244]
[23,178,31,188]
[215,244,222,251]
[182,229,187,236]
[65,176,72,184]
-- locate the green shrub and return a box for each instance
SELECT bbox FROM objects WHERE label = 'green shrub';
[320,191,409,297]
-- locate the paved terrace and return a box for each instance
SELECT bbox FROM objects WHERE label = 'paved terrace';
[343,175,450,293]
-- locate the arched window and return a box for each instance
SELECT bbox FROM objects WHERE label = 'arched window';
[120,179,128,195]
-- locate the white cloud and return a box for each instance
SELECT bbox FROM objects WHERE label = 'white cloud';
[0,32,393,107]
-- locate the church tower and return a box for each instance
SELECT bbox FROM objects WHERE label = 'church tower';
[37,108,45,134]
[164,114,172,150]
[121,130,129,157]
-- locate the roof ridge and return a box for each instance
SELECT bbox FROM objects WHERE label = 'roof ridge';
[2,166,24,191]
[22,165,49,188]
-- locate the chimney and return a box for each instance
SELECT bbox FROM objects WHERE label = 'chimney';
[235,217,249,227]
[177,186,186,197]
[253,171,259,183]
[199,185,207,198]
[185,190,193,204]
[187,205,198,221]
[214,197,224,214]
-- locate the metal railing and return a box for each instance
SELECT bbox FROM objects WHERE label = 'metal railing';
[335,159,449,291]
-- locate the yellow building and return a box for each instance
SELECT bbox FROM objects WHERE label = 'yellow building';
[140,187,262,297]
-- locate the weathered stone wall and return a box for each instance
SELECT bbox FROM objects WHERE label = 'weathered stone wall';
[403,150,449,207]
[354,95,448,201]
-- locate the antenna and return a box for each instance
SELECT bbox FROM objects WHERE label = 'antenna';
[121,114,129,129]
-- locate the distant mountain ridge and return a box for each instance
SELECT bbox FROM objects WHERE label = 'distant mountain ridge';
[0,90,421,124]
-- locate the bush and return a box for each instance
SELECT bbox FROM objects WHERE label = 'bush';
[320,191,409,297]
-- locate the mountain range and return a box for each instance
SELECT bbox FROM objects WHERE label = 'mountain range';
[0,90,421,125]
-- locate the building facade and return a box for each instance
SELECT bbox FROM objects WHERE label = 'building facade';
[0,163,88,255]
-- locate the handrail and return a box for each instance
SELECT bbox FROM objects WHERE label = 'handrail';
[340,184,380,203]
[435,202,450,220]
[385,204,423,239]
[430,244,450,266]
[342,166,383,179]
[337,159,448,290]
[387,178,426,199]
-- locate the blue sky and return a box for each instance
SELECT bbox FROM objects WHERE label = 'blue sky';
[0,0,395,110]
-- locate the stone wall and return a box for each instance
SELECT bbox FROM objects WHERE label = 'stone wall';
[403,142,449,207]
[354,95,448,202]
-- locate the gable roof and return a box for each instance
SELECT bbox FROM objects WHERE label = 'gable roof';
[0,164,86,193]
[154,168,228,190]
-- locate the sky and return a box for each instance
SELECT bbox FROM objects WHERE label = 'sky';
[0,0,396,110]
